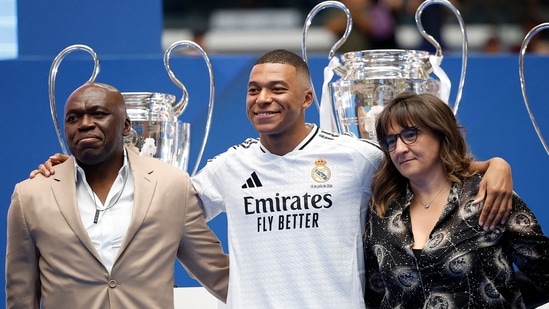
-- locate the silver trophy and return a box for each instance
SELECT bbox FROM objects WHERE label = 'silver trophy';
[302,0,468,139]
[48,41,214,175]
[519,22,549,157]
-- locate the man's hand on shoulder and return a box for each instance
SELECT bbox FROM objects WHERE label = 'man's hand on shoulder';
[474,157,513,230]
[29,153,70,179]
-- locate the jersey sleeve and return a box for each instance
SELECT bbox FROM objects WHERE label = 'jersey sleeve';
[353,139,384,191]
[192,156,228,221]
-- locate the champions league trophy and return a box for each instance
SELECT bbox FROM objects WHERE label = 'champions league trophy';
[48,41,214,175]
[519,22,549,157]
[302,0,468,139]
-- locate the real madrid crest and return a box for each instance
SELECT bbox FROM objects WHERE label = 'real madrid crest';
[311,158,331,183]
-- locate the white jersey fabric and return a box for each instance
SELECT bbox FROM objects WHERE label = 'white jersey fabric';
[192,124,383,309]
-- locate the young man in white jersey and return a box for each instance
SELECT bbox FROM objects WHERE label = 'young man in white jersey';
[33,50,513,308]
[192,49,513,308]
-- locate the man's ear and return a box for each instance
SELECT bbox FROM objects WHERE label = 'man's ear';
[122,118,131,136]
[302,88,314,109]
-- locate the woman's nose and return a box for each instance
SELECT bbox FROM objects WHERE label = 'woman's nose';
[393,136,409,153]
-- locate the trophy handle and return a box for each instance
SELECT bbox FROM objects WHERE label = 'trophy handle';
[519,22,549,156]
[415,0,468,115]
[163,40,215,176]
[301,0,352,111]
[48,44,100,154]
[164,42,190,117]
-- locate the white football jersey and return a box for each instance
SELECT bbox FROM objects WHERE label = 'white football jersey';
[192,124,383,309]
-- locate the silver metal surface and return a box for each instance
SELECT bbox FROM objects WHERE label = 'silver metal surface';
[48,44,100,154]
[519,22,549,156]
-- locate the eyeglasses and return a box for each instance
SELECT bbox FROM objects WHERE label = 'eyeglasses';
[379,126,419,152]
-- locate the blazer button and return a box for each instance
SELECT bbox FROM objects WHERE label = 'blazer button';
[108,280,117,288]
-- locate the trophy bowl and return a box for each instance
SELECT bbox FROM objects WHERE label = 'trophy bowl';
[331,50,441,139]
[123,92,190,171]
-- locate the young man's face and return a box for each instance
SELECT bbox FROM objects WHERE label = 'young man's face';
[246,62,312,137]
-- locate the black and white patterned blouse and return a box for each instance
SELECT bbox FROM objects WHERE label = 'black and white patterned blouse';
[364,174,549,308]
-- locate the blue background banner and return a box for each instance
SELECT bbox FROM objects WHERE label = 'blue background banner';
[1,0,549,306]
[2,53,549,303]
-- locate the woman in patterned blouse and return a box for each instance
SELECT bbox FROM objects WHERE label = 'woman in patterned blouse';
[364,92,549,308]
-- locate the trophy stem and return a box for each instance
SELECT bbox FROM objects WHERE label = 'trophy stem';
[301,1,352,112]
[164,40,215,175]
[48,44,100,154]
[519,22,549,157]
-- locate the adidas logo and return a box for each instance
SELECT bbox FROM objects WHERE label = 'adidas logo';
[242,171,263,189]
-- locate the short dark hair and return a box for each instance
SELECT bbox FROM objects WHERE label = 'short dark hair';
[255,49,311,79]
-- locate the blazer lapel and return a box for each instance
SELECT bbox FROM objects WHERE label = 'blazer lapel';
[115,148,157,261]
[52,157,103,263]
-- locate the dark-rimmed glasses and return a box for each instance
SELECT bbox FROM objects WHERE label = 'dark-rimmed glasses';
[379,126,419,152]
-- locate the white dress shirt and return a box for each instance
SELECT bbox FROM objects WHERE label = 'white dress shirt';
[74,151,134,273]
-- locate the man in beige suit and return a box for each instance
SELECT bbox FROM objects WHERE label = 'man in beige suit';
[5,82,229,309]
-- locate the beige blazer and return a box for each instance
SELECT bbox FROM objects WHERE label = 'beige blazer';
[6,148,229,309]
